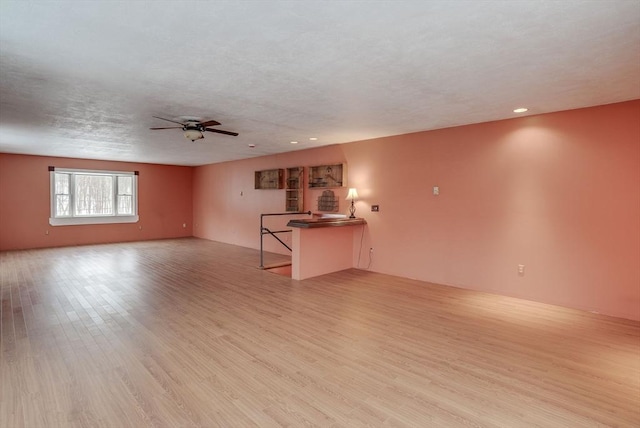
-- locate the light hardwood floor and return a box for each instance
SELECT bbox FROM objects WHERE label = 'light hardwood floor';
[1,238,638,427]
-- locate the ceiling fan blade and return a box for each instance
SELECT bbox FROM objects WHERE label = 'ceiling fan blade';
[199,119,221,127]
[150,126,183,130]
[152,116,186,126]
[205,128,239,137]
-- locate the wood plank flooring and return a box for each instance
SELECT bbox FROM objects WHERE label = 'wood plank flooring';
[1,238,639,427]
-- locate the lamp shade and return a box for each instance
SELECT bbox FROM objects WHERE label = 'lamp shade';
[346,188,358,200]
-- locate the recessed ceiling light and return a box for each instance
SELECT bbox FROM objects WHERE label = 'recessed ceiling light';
[309,137,318,141]
[248,144,256,148]
[290,141,298,144]
[513,107,528,113]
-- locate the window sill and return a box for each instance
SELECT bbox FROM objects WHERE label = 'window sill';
[49,215,139,226]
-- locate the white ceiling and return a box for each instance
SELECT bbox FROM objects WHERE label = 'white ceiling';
[1,1,639,166]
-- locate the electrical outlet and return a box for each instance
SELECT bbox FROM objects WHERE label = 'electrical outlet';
[433,186,440,196]
[518,264,525,276]
[182,223,187,228]
[370,247,374,253]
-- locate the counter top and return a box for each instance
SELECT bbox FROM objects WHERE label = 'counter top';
[287,218,367,229]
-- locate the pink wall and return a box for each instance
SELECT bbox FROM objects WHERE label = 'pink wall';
[0,154,193,250]
[193,149,351,255]
[193,101,640,320]
[292,225,361,280]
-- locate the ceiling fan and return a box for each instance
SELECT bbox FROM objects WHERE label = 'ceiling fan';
[150,116,239,142]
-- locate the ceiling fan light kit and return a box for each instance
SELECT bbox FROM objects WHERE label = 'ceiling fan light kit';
[150,116,238,142]
[184,129,204,141]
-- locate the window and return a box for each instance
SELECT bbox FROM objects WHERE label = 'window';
[49,168,138,226]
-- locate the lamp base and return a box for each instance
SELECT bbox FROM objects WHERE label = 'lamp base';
[349,200,356,218]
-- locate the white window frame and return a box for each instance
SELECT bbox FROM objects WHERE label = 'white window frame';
[49,167,139,226]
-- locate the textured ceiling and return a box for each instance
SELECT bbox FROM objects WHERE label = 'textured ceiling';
[1,0,639,166]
